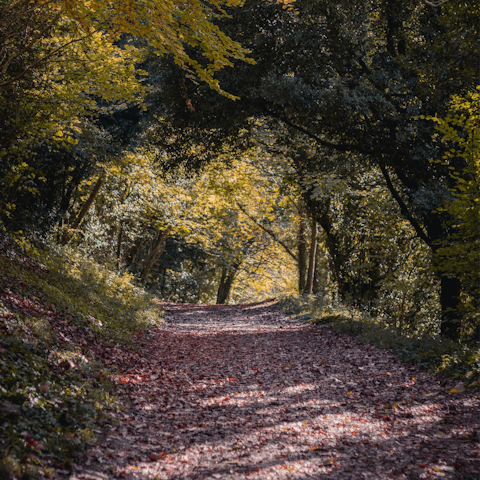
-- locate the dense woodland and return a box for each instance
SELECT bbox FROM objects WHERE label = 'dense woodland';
[1,0,479,338]
[2,0,478,341]
[1,0,480,477]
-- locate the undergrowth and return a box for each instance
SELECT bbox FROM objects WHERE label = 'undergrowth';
[281,295,480,390]
[28,241,162,346]
[0,232,163,479]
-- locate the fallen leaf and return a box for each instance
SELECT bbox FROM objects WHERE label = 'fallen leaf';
[148,453,163,461]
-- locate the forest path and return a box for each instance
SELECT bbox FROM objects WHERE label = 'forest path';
[73,302,479,480]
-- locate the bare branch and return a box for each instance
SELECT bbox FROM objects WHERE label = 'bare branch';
[235,200,298,263]
[268,110,376,156]
[422,0,449,7]
[379,164,431,246]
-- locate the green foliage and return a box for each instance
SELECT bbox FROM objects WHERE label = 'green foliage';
[150,0,478,339]
[281,295,480,388]
[0,21,147,225]
[55,0,259,99]
[0,232,163,476]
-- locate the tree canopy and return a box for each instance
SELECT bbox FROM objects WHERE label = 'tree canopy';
[142,0,479,339]
[1,0,479,341]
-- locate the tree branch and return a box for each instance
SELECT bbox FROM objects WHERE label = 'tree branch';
[0,31,93,87]
[0,11,63,78]
[268,110,376,156]
[379,164,431,246]
[235,200,298,263]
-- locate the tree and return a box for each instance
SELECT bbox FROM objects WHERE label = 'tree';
[0,25,146,227]
[203,153,298,303]
[0,0,261,99]
[426,90,480,340]
[2,0,286,229]
[148,0,478,338]
[58,148,298,303]
[0,0,83,88]
[58,0,260,98]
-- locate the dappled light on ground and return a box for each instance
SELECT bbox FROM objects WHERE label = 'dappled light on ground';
[73,302,479,480]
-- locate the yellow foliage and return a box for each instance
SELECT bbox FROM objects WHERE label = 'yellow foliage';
[50,0,255,98]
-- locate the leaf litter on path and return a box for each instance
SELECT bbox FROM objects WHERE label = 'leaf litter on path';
[71,302,480,480]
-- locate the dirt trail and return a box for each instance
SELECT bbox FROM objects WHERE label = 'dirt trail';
[72,302,479,480]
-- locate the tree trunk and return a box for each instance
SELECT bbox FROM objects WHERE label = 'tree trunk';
[216,266,237,304]
[59,175,105,245]
[381,164,464,340]
[312,240,324,296]
[116,224,123,268]
[305,218,317,294]
[140,228,170,283]
[439,275,461,341]
[298,208,307,293]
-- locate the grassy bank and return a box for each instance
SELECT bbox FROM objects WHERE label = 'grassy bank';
[0,233,163,479]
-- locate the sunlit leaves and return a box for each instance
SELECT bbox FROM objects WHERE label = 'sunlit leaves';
[50,0,256,98]
[426,90,480,335]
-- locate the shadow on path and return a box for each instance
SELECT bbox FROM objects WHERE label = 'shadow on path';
[71,302,480,480]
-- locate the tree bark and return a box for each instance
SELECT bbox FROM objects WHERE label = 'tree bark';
[298,207,307,293]
[59,175,105,245]
[312,240,324,296]
[216,265,238,304]
[380,164,463,340]
[236,200,297,261]
[140,228,170,283]
[305,218,317,294]
[116,224,123,263]
[439,275,461,341]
